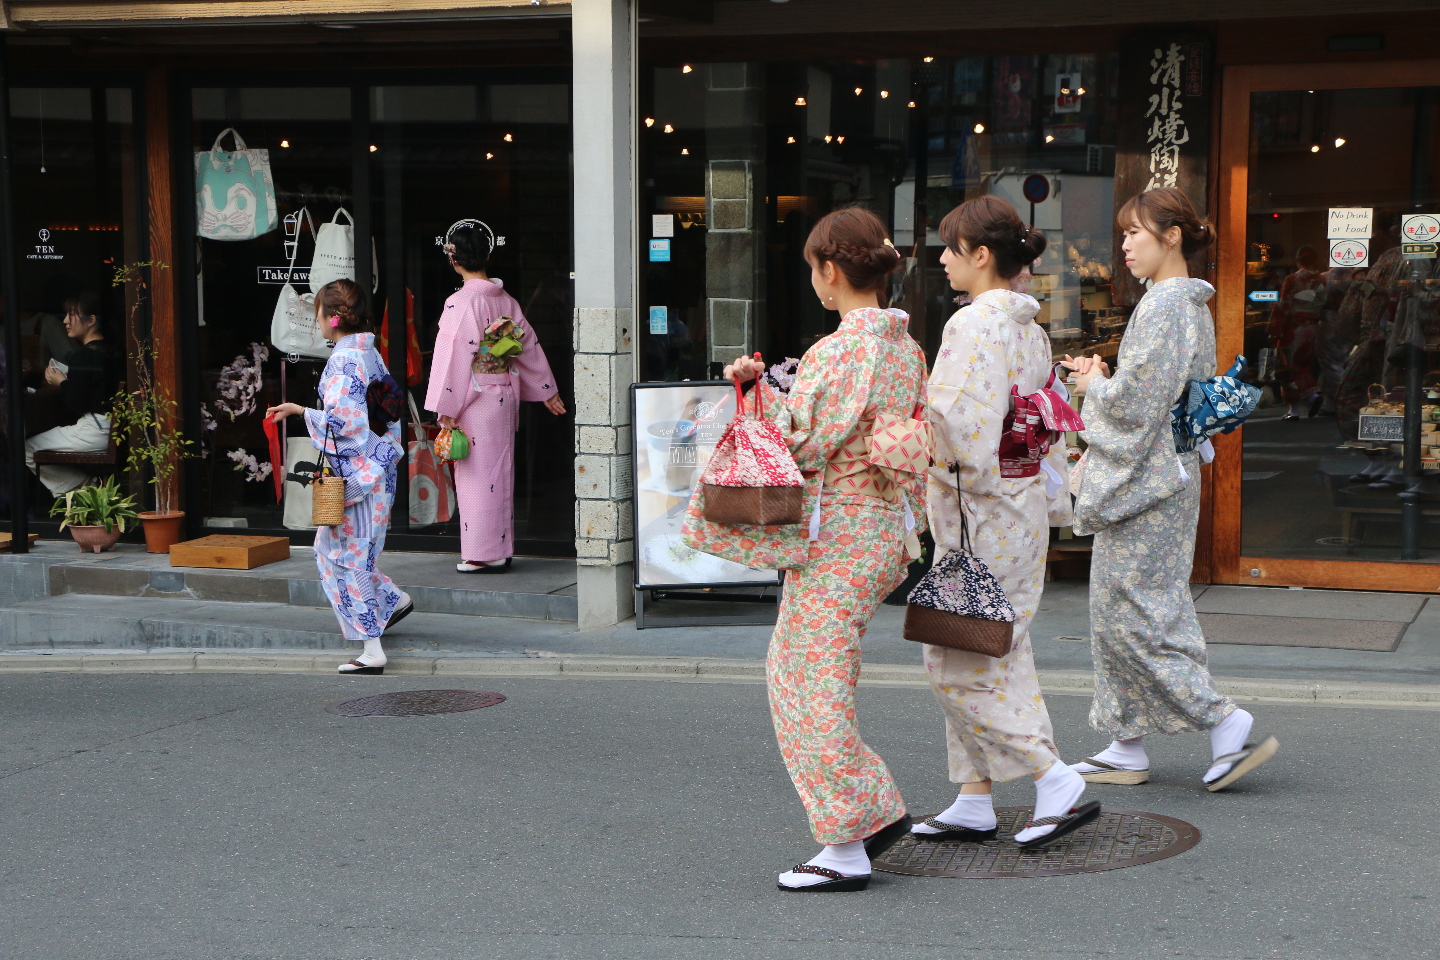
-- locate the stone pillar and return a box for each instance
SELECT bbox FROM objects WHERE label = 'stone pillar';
[571,0,637,629]
[705,63,765,364]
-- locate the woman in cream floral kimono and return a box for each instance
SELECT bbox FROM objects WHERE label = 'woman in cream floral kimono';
[913,196,1096,850]
[1065,188,1278,792]
[683,208,925,893]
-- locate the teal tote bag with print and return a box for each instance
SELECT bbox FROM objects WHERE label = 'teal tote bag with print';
[195,127,279,241]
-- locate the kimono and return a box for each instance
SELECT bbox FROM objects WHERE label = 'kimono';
[1074,277,1235,739]
[304,333,406,640]
[924,289,1073,784]
[425,278,558,563]
[683,308,927,845]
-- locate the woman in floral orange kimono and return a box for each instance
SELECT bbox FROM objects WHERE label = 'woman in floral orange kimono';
[683,208,926,892]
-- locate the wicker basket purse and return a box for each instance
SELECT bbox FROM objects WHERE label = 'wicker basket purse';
[310,415,347,526]
[699,365,805,525]
[903,497,1016,657]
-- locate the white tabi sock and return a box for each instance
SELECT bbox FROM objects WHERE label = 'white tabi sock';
[1205,708,1253,782]
[777,840,870,888]
[911,793,997,834]
[1071,737,1149,773]
[354,637,386,668]
[1014,762,1086,844]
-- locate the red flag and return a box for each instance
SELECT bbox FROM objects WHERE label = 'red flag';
[262,414,284,504]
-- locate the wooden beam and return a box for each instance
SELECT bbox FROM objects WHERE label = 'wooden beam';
[145,66,179,510]
[6,0,567,28]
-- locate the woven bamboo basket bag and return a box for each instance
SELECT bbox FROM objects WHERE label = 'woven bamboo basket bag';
[310,415,347,526]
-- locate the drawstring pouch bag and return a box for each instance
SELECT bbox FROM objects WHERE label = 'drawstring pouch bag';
[195,127,278,241]
[698,365,805,525]
[903,493,1016,657]
[1171,354,1261,453]
[999,364,1086,479]
[434,425,470,465]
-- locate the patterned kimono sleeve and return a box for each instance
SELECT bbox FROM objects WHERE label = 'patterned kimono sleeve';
[304,359,380,503]
[508,310,559,404]
[757,334,873,472]
[425,299,479,420]
[928,313,1009,500]
[1084,302,1193,449]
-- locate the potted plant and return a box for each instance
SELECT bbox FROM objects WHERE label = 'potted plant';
[108,260,195,553]
[50,476,139,554]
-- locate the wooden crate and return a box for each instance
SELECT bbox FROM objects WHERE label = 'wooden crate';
[169,535,290,570]
[0,533,40,553]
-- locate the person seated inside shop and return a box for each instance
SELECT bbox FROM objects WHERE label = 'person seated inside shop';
[24,293,124,497]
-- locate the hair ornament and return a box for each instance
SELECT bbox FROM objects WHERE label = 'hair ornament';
[435,218,506,257]
[330,315,342,328]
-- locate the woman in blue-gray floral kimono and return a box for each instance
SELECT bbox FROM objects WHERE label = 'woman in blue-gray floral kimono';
[1063,188,1279,792]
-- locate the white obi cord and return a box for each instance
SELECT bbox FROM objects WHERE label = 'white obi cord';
[1178,439,1218,483]
[1039,459,1066,496]
[809,487,920,559]
[808,487,823,541]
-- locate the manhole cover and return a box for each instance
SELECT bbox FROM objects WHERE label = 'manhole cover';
[873,807,1199,878]
[325,689,507,717]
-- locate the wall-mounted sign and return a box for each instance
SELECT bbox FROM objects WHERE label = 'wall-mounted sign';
[25,227,63,261]
[652,214,675,238]
[1402,214,1440,244]
[1402,242,1438,260]
[649,305,669,335]
[1327,207,1373,239]
[1329,239,1370,269]
[649,238,671,262]
[1249,290,1279,302]
[257,266,310,285]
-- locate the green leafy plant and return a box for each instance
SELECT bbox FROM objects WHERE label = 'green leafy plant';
[107,260,194,515]
[49,476,139,533]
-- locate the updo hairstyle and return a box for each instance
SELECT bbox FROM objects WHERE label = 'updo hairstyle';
[938,194,1047,280]
[1117,186,1215,259]
[803,206,903,305]
[448,223,494,272]
[315,278,371,335]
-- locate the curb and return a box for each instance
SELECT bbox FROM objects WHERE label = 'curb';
[1,650,1438,708]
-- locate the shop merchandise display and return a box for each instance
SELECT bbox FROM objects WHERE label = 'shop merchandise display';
[308,207,378,294]
[195,127,278,241]
[269,208,331,360]
[406,393,455,526]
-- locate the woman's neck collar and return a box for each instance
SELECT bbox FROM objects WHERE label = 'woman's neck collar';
[458,268,491,283]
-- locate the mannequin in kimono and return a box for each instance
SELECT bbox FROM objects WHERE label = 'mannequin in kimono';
[1065,188,1279,791]
[912,195,1096,850]
[426,220,565,573]
[266,279,410,674]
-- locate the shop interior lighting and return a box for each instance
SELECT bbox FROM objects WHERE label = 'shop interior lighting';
[837,135,845,143]
[824,135,833,143]
[682,65,693,73]
[1061,87,1070,94]
[1045,134,1055,143]
[504,133,514,142]
[880,90,889,98]
[908,101,917,108]
[973,123,985,134]
[1310,144,1321,152]
[681,147,690,155]
[486,152,494,159]
[369,144,378,152]
[854,87,863,95]
[795,96,807,105]
[664,124,674,133]
[786,136,796,143]
[645,117,655,127]
[1078,87,1087,95]
[923,56,935,62]
[1335,137,1346,147]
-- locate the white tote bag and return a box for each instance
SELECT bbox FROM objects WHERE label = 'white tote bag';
[308,208,379,294]
[195,128,278,241]
[283,437,320,531]
[270,208,331,360]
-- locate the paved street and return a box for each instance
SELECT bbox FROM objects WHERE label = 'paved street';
[3,671,1436,960]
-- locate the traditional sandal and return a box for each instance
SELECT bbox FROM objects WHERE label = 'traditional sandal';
[337,659,384,675]
[1204,736,1279,792]
[385,600,414,633]
[862,815,913,857]
[456,558,512,575]
[777,863,871,893]
[911,818,999,843]
[1015,800,1102,850]
[1073,756,1150,785]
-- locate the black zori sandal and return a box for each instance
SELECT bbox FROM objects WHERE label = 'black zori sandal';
[777,864,871,893]
[862,815,913,857]
[386,601,414,633]
[337,659,384,675]
[1015,800,1102,850]
[1205,736,1279,792]
[912,818,999,843]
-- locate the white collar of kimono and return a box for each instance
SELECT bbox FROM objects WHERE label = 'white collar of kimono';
[971,287,1041,324]
[840,306,910,339]
[1148,276,1216,306]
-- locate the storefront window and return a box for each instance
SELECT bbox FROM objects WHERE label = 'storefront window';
[1242,86,1440,562]
[188,74,574,552]
[5,82,140,524]
[637,54,1121,380]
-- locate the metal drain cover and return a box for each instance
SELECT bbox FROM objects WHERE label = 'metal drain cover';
[874,807,1200,878]
[325,689,507,717]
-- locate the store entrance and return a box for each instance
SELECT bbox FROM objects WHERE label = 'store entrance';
[1217,61,1440,590]
[180,73,575,555]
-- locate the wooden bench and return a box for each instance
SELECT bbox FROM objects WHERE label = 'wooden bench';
[31,436,120,482]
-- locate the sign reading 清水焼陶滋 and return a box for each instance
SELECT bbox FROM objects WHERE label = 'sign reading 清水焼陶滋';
[1327,207,1373,240]
[1329,239,1370,269]
[257,266,311,285]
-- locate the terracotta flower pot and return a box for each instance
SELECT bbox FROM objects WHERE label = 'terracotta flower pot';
[138,511,186,554]
[68,524,124,554]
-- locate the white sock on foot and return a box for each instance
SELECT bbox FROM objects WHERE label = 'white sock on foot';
[356,637,386,667]
[1205,709,1253,782]
[911,793,996,834]
[1071,737,1148,773]
[1014,762,1086,844]
[777,840,870,887]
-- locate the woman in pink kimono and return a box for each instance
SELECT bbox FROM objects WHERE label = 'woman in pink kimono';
[426,220,566,573]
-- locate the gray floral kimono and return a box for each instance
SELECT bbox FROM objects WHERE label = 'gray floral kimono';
[1075,277,1236,738]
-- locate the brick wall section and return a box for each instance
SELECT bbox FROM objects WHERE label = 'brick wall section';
[573,306,635,567]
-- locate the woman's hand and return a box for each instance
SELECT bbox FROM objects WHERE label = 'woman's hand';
[723,355,766,384]
[266,402,305,423]
[439,415,457,430]
[1063,354,1110,393]
[44,365,66,387]
[543,395,566,416]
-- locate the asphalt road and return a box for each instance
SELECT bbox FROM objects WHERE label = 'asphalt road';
[2,672,1436,960]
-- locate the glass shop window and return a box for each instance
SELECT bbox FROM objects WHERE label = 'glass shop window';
[5,85,140,523]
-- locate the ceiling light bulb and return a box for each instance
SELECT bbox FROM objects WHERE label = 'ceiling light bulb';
[973,123,985,134]
[280,139,290,148]
[681,147,690,155]
[837,135,845,143]
[1310,144,1321,152]
[908,101,916,108]
[486,152,494,159]
[664,124,674,133]
[1045,134,1055,143]
[880,90,890,98]
[854,87,863,95]
[369,144,378,152]
[923,56,934,62]
[1335,137,1346,147]
[1077,87,1087,95]
[795,96,807,106]
[504,133,513,142]
[645,117,655,127]
[824,135,833,143]
[682,64,693,73]
[786,136,796,144]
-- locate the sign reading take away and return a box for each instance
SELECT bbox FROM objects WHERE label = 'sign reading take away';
[1328,207,1373,239]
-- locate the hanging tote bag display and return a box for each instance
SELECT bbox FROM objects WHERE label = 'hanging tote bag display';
[195,128,278,241]
[282,437,319,530]
[270,208,332,361]
[307,208,379,294]
[406,393,454,526]
[698,367,805,525]
[903,498,1017,657]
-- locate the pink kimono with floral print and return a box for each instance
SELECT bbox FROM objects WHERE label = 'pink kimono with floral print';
[683,307,927,845]
[425,278,558,563]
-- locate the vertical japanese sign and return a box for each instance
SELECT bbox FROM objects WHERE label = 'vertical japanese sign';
[1112,33,1213,306]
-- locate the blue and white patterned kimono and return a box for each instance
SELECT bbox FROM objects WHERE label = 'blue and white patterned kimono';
[303,333,405,640]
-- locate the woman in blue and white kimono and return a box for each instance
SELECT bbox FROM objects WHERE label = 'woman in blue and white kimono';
[267,278,411,674]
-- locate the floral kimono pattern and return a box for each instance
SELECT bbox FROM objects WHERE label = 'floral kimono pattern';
[304,333,405,640]
[1074,277,1235,738]
[924,289,1072,784]
[683,308,927,845]
[425,278,557,563]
